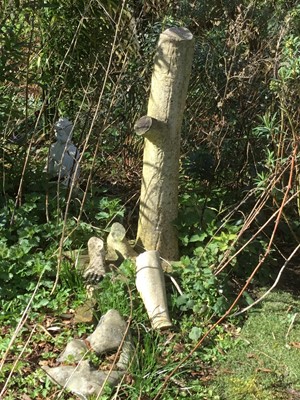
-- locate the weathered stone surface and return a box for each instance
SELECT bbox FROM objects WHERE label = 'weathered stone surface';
[57,339,89,363]
[83,237,106,281]
[136,250,172,330]
[42,309,134,398]
[87,309,128,354]
[135,27,194,261]
[45,117,80,187]
[116,332,133,370]
[74,298,96,324]
[43,364,75,386]
[43,360,123,398]
[107,222,137,262]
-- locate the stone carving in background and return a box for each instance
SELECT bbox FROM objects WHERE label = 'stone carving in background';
[45,117,80,186]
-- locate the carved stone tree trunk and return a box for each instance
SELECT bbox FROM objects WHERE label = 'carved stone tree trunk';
[135,27,194,261]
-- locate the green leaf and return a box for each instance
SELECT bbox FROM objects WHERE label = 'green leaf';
[176,294,189,306]
[95,211,110,220]
[33,298,49,309]
[189,327,203,341]
[242,291,254,305]
[189,232,208,242]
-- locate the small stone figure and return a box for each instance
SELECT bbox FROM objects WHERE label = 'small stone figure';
[45,117,80,186]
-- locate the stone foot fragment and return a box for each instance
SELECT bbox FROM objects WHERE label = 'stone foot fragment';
[83,237,106,282]
[106,222,137,262]
[57,339,89,363]
[43,360,123,398]
[87,309,128,354]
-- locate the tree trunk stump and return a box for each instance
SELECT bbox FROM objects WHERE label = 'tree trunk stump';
[135,27,194,261]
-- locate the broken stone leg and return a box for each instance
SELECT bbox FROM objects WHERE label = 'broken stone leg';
[136,250,172,330]
[116,333,133,371]
[88,309,130,353]
[87,309,133,371]
[43,360,122,398]
[42,309,133,399]
[57,338,89,363]
[106,222,138,262]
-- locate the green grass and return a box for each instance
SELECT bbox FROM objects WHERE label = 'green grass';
[210,290,300,400]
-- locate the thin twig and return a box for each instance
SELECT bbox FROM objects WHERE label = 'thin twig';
[286,313,298,340]
[233,243,300,316]
[0,325,37,397]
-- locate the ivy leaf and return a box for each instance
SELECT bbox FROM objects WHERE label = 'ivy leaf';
[95,211,110,220]
[189,232,207,242]
[189,327,203,341]
[176,294,189,306]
